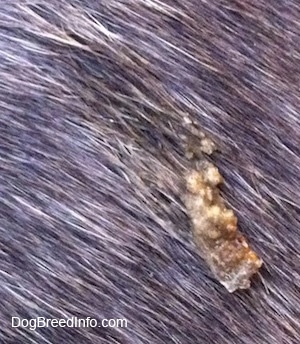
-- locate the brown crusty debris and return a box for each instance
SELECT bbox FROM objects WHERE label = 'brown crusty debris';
[184,161,262,292]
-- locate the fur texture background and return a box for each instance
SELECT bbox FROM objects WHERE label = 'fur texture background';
[0,1,299,343]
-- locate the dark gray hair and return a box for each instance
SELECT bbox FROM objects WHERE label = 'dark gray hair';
[0,1,299,343]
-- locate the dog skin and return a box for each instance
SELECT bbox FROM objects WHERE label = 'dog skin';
[0,1,299,343]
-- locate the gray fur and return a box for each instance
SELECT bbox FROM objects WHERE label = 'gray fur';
[0,1,299,343]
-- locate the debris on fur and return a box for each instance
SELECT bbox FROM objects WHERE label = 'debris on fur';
[182,115,217,158]
[184,132,217,159]
[184,161,263,292]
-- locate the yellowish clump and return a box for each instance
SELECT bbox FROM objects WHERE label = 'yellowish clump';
[184,162,262,292]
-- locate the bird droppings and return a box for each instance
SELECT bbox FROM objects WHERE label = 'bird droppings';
[184,161,263,292]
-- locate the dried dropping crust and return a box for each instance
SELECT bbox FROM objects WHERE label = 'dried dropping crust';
[184,162,262,292]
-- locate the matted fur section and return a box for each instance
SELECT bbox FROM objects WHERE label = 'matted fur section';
[0,1,299,343]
